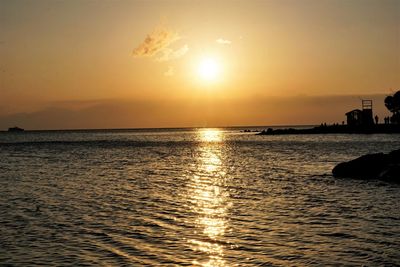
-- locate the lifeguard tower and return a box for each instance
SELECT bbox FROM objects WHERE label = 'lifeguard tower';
[345,100,374,126]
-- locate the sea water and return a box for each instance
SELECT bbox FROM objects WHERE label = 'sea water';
[1,128,399,266]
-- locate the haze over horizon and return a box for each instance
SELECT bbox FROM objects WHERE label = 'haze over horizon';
[1,0,399,130]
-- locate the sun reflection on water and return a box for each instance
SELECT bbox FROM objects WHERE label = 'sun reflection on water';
[187,129,231,267]
[199,129,222,142]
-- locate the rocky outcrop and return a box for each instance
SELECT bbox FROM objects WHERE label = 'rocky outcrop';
[332,149,400,183]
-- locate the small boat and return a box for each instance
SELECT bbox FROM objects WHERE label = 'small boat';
[8,126,24,132]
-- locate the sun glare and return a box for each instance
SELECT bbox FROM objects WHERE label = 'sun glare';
[198,58,220,81]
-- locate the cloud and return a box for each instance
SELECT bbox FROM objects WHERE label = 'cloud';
[164,66,174,76]
[216,38,231,45]
[132,24,188,62]
[132,25,180,57]
[157,44,189,62]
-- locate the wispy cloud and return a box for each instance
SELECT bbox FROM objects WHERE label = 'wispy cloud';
[157,44,189,62]
[164,66,174,76]
[132,24,188,61]
[132,25,179,57]
[216,38,231,45]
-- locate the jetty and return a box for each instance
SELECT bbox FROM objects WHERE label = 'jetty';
[258,124,400,135]
[259,96,400,135]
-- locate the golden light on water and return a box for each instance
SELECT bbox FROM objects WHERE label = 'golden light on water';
[199,129,222,142]
[203,151,221,173]
[187,129,231,267]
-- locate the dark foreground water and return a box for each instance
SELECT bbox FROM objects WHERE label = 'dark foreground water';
[1,128,400,266]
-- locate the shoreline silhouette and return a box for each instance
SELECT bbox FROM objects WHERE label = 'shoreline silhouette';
[258,124,400,135]
[260,91,400,135]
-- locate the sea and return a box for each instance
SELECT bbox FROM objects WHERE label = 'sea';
[1,127,399,266]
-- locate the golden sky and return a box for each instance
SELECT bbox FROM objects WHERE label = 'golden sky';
[0,0,399,129]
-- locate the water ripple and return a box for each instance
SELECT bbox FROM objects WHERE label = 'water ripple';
[1,129,400,266]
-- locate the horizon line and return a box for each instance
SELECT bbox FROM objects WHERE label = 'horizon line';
[0,124,318,133]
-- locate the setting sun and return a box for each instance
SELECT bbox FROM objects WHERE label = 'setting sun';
[198,58,220,81]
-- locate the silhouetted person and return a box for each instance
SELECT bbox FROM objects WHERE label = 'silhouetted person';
[375,115,379,125]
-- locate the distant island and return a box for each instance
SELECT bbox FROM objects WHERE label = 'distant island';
[8,126,24,132]
[259,91,400,135]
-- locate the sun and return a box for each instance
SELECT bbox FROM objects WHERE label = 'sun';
[198,57,220,81]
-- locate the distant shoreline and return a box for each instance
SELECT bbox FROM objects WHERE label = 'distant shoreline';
[1,124,400,134]
[2,124,400,135]
[0,125,315,133]
[257,124,400,135]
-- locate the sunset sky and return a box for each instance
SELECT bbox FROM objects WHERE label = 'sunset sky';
[1,0,399,130]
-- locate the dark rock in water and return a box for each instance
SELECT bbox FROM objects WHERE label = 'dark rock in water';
[332,149,400,183]
[332,153,388,179]
[389,149,400,159]
[379,165,400,182]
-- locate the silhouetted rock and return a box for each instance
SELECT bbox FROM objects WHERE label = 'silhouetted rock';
[332,149,400,183]
[332,153,388,178]
[379,165,400,182]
